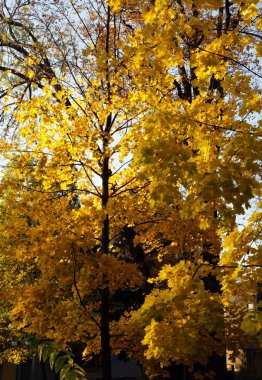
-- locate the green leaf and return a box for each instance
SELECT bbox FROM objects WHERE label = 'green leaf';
[43,345,53,362]
[49,351,59,370]
[55,355,68,374]
[73,363,85,372]
[38,344,44,361]
[65,370,77,380]
[59,364,71,380]
[74,370,87,378]
[28,337,39,353]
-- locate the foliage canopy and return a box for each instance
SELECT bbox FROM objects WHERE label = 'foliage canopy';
[0,0,261,379]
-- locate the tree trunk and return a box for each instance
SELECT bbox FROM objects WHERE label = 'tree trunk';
[100,107,112,379]
[100,183,111,380]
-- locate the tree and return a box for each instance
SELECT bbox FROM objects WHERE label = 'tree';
[116,0,261,378]
[0,1,261,380]
[0,2,148,380]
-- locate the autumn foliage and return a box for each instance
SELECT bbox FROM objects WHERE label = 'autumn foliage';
[0,1,261,379]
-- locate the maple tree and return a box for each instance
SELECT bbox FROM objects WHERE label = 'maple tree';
[0,1,261,380]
